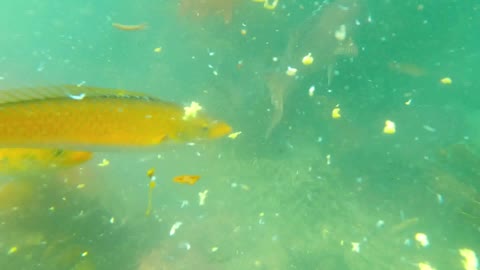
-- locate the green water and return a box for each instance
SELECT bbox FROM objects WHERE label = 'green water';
[0,0,479,269]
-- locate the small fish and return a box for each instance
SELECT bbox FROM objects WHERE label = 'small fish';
[173,175,200,185]
[0,148,92,174]
[388,61,427,77]
[0,85,232,150]
[112,22,147,31]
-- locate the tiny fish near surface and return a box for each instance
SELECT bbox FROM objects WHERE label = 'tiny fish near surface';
[0,85,232,150]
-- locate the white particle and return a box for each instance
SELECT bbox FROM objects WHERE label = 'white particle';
[76,81,86,87]
[68,93,86,100]
[169,221,183,236]
[423,125,436,132]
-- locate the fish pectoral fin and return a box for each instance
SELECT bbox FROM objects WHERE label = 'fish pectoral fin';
[151,135,168,144]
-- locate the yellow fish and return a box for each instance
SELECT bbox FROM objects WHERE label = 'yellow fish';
[0,148,92,174]
[0,85,232,149]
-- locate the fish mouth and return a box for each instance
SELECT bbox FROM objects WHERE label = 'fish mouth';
[209,122,232,139]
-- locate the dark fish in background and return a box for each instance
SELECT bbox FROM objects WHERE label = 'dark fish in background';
[265,0,364,138]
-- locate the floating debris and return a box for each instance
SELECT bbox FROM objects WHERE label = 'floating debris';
[440,77,452,85]
[178,241,191,250]
[253,0,279,10]
[331,106,341,119]
[145,168,157,217]
[180,200,189,208]
[68,93,86,100]
[236,59,244,69]
[335,24,347,41]
[423,125,436,132]
[81,251,88,257]
[147,168,155,179]
[383,120,396,134]
[198,189,208,206]
[351,242,360,253]
[76,183,86,189]
[7,246,18,255]
[302,53,314,65]
[415,232,429,247]
[76,81,86,87]
[169,221,183,236]
[376,220,385,228]
[153,47,162,53]
[228,131,242,139]
[240,184,250,191]
[264,0,278,10]
[418,262,436,270]
[286,66,298,77]
[459,248,478,270]
[183,101,203,120]
[436,193,444,204]
[98,158,110,167]
[308,85,315,97]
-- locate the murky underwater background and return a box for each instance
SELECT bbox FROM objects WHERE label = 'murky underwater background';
[0,0,479,269]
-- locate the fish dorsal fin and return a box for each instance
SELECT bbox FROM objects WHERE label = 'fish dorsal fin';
[0,85,156,105]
